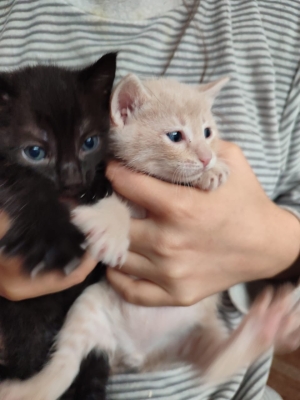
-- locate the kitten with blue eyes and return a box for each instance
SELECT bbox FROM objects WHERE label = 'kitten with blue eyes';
[108,74,229,192]
[2,74,297,400]
[0,54,118,271]
[0,53,120,400]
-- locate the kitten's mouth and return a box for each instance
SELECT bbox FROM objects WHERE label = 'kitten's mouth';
[59,188,87,208]
[59,195,79,209]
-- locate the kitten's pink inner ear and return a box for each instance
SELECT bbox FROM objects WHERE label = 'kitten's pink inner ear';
[111,74,149,127]
[116,91,135,123]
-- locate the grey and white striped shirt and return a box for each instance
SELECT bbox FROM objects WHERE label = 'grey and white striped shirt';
[1,0,299,399]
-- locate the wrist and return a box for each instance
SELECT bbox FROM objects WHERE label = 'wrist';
[255,200,300,279]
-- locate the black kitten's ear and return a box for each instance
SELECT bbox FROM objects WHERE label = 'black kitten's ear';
[0,75,14,106]
[78,52,117,94]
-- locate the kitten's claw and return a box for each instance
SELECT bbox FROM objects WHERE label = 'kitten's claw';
[80,242,88,251]
[30,262,46,279]
[196,161,229,191]
[63,257,81,275]
[72,194,130,267]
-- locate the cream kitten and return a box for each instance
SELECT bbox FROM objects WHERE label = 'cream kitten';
[110,74,229,191]
[1,75,300,400]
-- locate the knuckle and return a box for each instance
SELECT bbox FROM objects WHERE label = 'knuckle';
[153,230,184,257]
[122,286,139,304]
[152,232,171,256]
[163,263,185,281]
[227,142,242,156]
[177,292,197,307]
[166,198,190,220]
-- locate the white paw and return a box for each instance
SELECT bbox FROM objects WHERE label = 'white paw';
[196,161,229,191]
[72,194,130,267]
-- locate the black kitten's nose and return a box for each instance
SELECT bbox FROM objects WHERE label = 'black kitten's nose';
[60,161,83,188]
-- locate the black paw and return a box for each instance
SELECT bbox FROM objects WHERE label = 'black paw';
[73,351,108,400]
[0,158,86,274]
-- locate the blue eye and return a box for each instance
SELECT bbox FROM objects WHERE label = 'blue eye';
[23,146,46,161]
[204,128,212,138]
[166,131,183,143]
[82,136,100,152]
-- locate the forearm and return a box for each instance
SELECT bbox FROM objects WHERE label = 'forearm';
[272,251,300,281]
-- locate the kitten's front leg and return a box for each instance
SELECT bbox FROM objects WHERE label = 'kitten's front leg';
[195,160,229,191]
[72,193,130,267]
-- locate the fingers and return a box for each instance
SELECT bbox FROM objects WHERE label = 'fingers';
[106,161,196,216]
[0,254,98,301]
[116,251,159,283]
[0,210,98,300]
[128,218,158,255]
[106,267,174,306]
[58,254,98,288]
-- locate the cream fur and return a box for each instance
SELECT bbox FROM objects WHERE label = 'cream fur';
[110,75,229,187]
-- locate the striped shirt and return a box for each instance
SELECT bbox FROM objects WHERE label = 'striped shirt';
[1,0,299,399]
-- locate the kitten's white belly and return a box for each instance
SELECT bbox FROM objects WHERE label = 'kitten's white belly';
[0,281,221,400]
[72,281,219,372]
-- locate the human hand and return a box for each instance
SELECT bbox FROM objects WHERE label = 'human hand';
[106,141,300,307]
[0,210,98,301]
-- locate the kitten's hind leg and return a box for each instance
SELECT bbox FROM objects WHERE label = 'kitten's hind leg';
[73,351,109,400]
[0,284,116,400]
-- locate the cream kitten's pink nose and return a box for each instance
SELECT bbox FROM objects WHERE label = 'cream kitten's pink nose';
[200,156,212,167]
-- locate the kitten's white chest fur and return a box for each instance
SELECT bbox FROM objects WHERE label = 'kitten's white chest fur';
[73,281,220,374]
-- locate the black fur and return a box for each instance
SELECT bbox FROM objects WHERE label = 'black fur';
[0,53,117,399]
[0,156,85,272]
[72,351,109,400]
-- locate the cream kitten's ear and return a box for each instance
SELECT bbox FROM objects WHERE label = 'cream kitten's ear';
[111,74,150,127]
[198,76,229,106]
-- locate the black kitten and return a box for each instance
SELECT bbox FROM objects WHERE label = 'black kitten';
[0,53,117,399]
